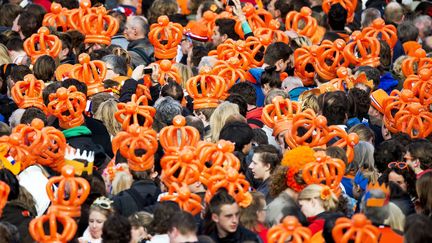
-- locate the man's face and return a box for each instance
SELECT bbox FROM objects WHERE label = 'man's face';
[105,63,119,80]
[12,15,20,33]
[249,153,270,180]
[212,203,240,236]
[212,26,223,47]
[124,21,136,41]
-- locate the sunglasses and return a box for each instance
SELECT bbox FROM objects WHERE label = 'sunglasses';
[388,162,408,170]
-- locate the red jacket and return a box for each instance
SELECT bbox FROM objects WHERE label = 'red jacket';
[246,107,264,129]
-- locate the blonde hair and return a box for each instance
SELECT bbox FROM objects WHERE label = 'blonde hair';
[348,124,375,144]
[208,102,240,142]
[173,63,193,89]
[147,0,179,24]
[240,191,265,232]
[384,202,405,232]
[0,44,12,66]
[392,55,409,82]
[298,184,338,212]
[94,99,122,138]
[298,92,319,113]
[111,170,133,195]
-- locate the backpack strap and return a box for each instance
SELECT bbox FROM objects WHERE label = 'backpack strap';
[129,48,153,66]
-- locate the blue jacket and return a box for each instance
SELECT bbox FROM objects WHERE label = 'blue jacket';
[378,72,399,94]
[245,68,265,107]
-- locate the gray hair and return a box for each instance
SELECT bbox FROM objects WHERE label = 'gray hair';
[9,109,25,129]
[349,141,375,172]
[361,8,381,28]
[101,54,128,76]
[360,188,390,224]
[154,96,182,125]
[264,89,289,105]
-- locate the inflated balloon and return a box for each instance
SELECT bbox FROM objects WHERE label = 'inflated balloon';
[115,94,156,131]
[332,214,379,243]
[244,36,272,67]
[343,31,380,67]
[0,181,9,217]
[322,0,357,23]
[201,11,218,39]
[382,89,420,134]
[393,102,432,138]
[155,60,182,85]
[401,48,432,77]
[267,216,312,243]
[253,19,289,44]
[261,96,300,136]
[47,86,87,129]
[212,57,247,91]
[0,134,31,173]
[323,67,374,92]
[285,7,317,38]
[159,115,200,153]
[29,209,77,243]
[185,67,226,109]
[209,39,255,70]
[23,27,62,64]
[81,6,119,46]
[294,44,319,86]
[67,0,96,31]
[315,39,349,81]
[42,2,69,32]
[160,182,203,216]
[55,64,75,81]
[11,74,46,112]
[160,146,203,185]
[112,124,158,172]
[362,18,398,49]
[302,153,346,192]
[148,15,183,60]
[403,68,432,105]
[46,165,90,218]
[235,3,272,38]
[205,166,252,207]
[70,53,106,96]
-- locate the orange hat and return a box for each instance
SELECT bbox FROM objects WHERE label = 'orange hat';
[148,15,183,60]
[244,36,272,67]
[42,2,69,32]
[160,182,202,216]
[29,209,77,242]
[55,64,75,81]
[362,18,398,49]
[212,57,247,91]
[285,7,318,39]
[332,214,379,243]
[267,216,312,243]
[160,146,203,185]
[67,0,96,31]
[70,53,106,96]
[370,89,389,114]
[294,44,318,86]
[253,19,289,44]
[46,165,90,218]
[403,41,422,57]
[344,31,381,67]
[81,6,119,46]
[387,102,432,138]
[159,115,200,153]
[403,68,432,104]
[401,48,432,77]
[10,74,46,112]
[209,39,255,70]
[184,21,209,42]
[23,27,62,64]
[200,11,218,40]
[154,60,182,85]
[322,0,357,23]
[114,94,156,131]
[261,96,300,136]
[315,39,349,81]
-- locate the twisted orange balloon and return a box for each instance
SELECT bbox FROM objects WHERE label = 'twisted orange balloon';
[197,140,241,187]
[201,11,218,40]
[159,115,201,153]
[294,44,319,86]
[253,19,289,44]
[362,18,398,49]
[29,209,77,243]
[112,124,158,172]
[212,57,247,91]
[244,36,273,67]
[382,89,420,134]
[185,67,226,109]
[302,153,346,191]
[322,0,357,23]
[392,102,432,138]
[401,49,432,77]
[315,39,349,81]
[55,63,75,81]
[235,3,272,38]
[47,86,87,129]
[285,7,317,38]
[115,94,156,131]
[0,181,9,217]
[332,214,379,243]
[325,67,374,92]
[267,216,312,243]
[155,60,182,85]
[148,15,183,60]
[23,27,62,64]
[205,166,252,208]
[67,0,96,31]
[42,2,69,32]
[262,96,300,136]
[70,53,106,96]
[209,39,255,70]
[0,133,33,171]
[46,165,90,218]
[343,31,381,67]
[81,6,119,46]
[161,146,203,185]
[160,182,203,215]
[11,74,46,112]
[403,68,432,105]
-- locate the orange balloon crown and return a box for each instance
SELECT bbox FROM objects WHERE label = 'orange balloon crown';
[261,96,300,136]
[344,31,381,67]
[323,67,374,92]
[401,48,432,77]
[42,2,69,32]
[160,146,203,185]
[29,209,77,243]
[67,0,97,31]
[253,19,289,44]
[159,115,201,153]
[244,36,273,67]
[322,0,357,23]
[267,216,312,243]
[160,182,203,216]
[23,27,62,64]
[209,39,255,70]
[70,53,106,96]
[153,60,182,85]
[46,165,90,218]
[364,182,390,207]
[148,15,183,60]
[285,7,317,38]
[114,94,156,131]
[235,3,273,38]
[293,44,319,86]
[314,39,349,81]
[112,124,158,172]
[11,74,46,112]
[403,68,432,105]
[47,86,87,129]
[362,18,398,49]
[81,6,119,46]
[212,57,247,90]
[332,214,379,243]
[186,67,226,110]
[0,133,32,173]
[0,181,9,217]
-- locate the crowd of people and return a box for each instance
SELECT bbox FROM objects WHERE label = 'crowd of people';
[0,0,432,242]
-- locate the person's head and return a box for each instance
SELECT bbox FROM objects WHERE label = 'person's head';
[124,16,149,41]
[228,82,256,107]
[264,89,289,106]
[0,122,11,136]
[188,45,209,69]
[20,107,47,125]
[89,196,115,239]
[225,94,247,117]
[8,109,25,129]
[265,190,307,227]
[9,64,31,86]
[153,96,182,131]
[414,15,432,41]
[249,145,281,181]
[360,185,390,225]
[252,128,268,146]
[219,121,254,154]
[347,87,371,120]
[208,189,239,237]
[381,162,416,198]
[147,0,179,25]
[416,171,432,216]
[404,214,432,243]
[298,92,319,113]
[350,141,375,173]
[406,140,432,172]
[208,101,240,142]
[24,4,46,25]
[61,78,88,98]
[33,55,56,82]
[0,3,22,28]
[361,8,381,28]
[12,11,40,40]
[212,18,239,47]
[384,2,404,25]
[167,211,198,243]
[374,139,406,173]
[355,66,381,89]
[0,44,11,67]
[260,65,282,95]
[111,167,133,195]
[348,124,375,145]
[150,201,181,235]
[185,115,205,139]
[263,42,293,72]
[102,214,131,243]
[328,3,347,31]
[379,40,392,73]
[160,80,184,103]
[321,212,345,243]
[109,10,127,36]
[398,21,419,44]
[239,191,266,231]
[42,81,62,106]
[102,54,128,79]
[423,36,432,54]
[318,91,349,126]
[298,184,338,218]
[129,211,153,243]
[55,32,72,61]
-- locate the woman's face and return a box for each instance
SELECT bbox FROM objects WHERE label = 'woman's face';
[88,210,107,239]
[389,171,407,192]
[298,199,317,218]
[256,199,267,224]
[131,226,147,243]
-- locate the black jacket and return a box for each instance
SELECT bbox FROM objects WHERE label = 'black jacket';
[208,225,261,243]
[0,201,35,243]
[112,179,161,217]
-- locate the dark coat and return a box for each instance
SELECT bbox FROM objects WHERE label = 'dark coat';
[208,225,261,243]
[1,201,35,243]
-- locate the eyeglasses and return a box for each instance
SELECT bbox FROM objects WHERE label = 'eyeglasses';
[388,162,408,170]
